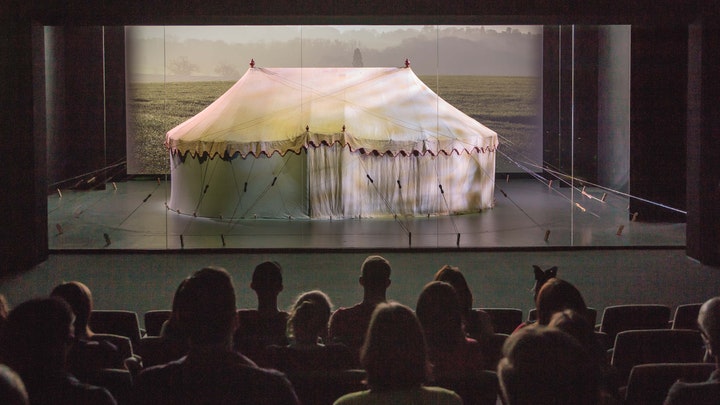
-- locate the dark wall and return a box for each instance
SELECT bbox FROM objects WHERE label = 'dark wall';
[629,24,688,222]
[46,26,126,190]
[53,26,107,188]
[104,26,128,180]
[0,20,48,271]
[686,17,720,266]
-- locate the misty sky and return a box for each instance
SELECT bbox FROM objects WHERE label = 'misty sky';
[126,25,543,80]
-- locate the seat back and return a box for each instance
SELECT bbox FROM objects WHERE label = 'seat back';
[144,310,172,337]
[477,308,523,334]
[91,333,135,361]
[527,307,598,325]
[90,310,142,346]
[136,336,188,368]
[672,303,703,331]
[599,304,671,344]
[624,363,715,405]
[611,329,705,386]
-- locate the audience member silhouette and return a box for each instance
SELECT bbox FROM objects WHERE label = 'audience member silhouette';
[159,277,191,345]
[509,276,591,345]
[0,364,29,405]
[328,255,392,365]
[148,277,197,367]
[132,266,299,405]
[549,309,619,402]
[498,325,600,405]
[334,302,462,405]
[433,265,494,342]
[416,281,486,378]
[0,297,117,405]
[234,261,289,365]
[664,296,720,405]
[50,281,131,374]
[265,290,354,373]
[534,277,589,326]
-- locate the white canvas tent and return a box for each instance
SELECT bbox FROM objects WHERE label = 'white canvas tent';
[165,65,498,219]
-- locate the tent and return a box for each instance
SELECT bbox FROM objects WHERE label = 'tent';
[165,65,498,219]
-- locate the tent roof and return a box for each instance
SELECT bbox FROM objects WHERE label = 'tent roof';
[165,66,498,158]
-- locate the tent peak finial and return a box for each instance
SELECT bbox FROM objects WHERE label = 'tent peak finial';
[404,58,410,68]
[250,59,255,68]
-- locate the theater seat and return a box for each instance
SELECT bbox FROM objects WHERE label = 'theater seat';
[624,363,715,405]
[599,304,671,345]
[143,310,171,337]
[610,329,705,385]
[477,308,523,335]
[90,310,143,347]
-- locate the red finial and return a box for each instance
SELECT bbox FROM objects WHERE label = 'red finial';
[342,125,346,132]
[404,58,410,68]
[306,125,309,132]
[250,59,255,68]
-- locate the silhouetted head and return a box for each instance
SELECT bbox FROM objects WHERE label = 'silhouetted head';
[359,255,391,292]
[50,281,94,338]
[532,265,558,300]
[0,297,75,376]
[251,261,283,294]
[434,265,473,313]
[178,266,237,346]
[698,297,720,362]
[498,326,599,405]
[416,281,465,347]
[536,278,587,326]
[361,302,429,391]
[288,290,333,343]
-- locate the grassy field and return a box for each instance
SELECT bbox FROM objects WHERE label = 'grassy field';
[127,76,541,174]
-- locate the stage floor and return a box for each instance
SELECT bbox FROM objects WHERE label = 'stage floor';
[47,178,686,250]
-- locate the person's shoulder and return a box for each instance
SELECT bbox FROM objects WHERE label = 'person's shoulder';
[135,357,185,384]
[331,304,361,316]
[333,389,370,404]
[421,386,464,403]
[227,361,296,390]
[334,387,462,405]
[64,374,118,405]
[665,378,720,405]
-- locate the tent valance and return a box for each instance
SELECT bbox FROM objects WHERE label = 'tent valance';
[165,66,498,158]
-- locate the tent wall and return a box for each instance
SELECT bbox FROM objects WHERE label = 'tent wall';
[169,152,309,219]
[169,146,495,220]
[309,146,495,219]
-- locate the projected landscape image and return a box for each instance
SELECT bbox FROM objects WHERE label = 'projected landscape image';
[126,25,542,175]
